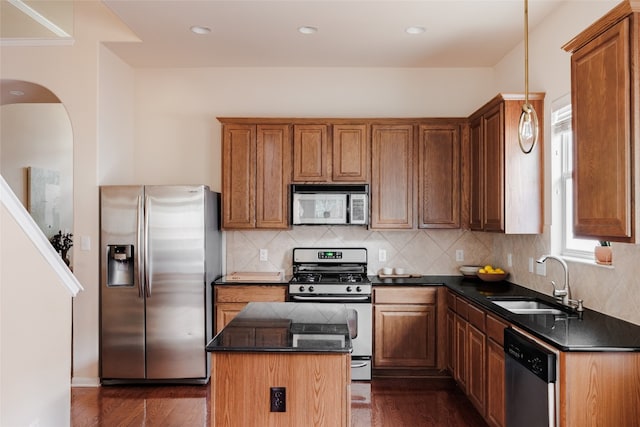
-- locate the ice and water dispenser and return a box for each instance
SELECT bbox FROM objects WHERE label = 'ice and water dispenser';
[107,245,134,286]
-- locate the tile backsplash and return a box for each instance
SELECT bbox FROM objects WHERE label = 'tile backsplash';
[226,226,640,326]
[225,226,494,277]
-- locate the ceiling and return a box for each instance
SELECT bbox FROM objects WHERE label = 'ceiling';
[100,0,571,69]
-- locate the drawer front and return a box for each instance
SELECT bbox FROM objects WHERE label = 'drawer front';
[215,285,286,303]
[454,296,469,319]
[374,287,437,304]
[446,290,456,308]
[486,313,509,345]
[467,303,486,332]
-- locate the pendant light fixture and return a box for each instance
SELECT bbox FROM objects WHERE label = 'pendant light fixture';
[518,0,539,154]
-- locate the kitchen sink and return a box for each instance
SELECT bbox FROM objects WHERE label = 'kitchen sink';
[488,298,566,315]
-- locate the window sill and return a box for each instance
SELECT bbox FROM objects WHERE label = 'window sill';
[562,255,614,269]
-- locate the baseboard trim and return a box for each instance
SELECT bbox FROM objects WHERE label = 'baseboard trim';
[72,377,101,387]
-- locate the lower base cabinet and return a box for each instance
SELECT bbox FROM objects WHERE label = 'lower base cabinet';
[447,291,509,427]
[373,287,446,374]
[485,314,508,427]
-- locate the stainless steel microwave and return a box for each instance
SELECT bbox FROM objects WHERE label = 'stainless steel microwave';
[291,184,369,225]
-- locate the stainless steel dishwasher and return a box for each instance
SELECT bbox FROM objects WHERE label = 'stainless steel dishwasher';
[504,328,557,427]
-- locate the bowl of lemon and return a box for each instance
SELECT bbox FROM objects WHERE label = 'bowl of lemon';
[476,265,508,282]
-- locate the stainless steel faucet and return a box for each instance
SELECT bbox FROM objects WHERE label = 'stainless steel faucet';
[536,254,572,306]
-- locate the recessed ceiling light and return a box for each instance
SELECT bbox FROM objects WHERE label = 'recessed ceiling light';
[298,26,318,35]
[405,26,426,35]
[190,26,211,35]
[9,90,25,96]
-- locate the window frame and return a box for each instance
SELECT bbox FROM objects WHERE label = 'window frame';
[552,97,598,260]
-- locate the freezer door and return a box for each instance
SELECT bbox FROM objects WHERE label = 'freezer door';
[100,186,146,379]
[145,186,208,379]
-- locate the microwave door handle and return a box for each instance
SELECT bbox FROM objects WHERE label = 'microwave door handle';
[293,197,301,224]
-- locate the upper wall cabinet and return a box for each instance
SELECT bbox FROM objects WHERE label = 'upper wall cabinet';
[563,1,640,243]
[370,124,415,229]
[292,123,368,183]
[418,124,461,228]
[332,124,369,182]
[292,124,329,182]
[468,93,544,234]
[221,122,291,230]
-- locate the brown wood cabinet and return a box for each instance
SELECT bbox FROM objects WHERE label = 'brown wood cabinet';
[373,287,438,370]
[370,124,415,229]
[332,124,369,182]
[292,123,368,183]
[214,285,287,333]
[418,124,461,228]
[211,352,351,427]
[563,2,640,243]
[485,314,508,427]
[221,122,291,229]
[293,124,329,182]
[469,117,484,230]
[447,292,510,427]
[468,93,544,234]
[220,118,464,230]
[466,304,486,414]
[559,351,640,427]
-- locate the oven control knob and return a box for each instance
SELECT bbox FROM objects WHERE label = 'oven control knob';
[299,286,305,292]
[356,286,362,292]
[308,286,314,292]
[346,286,352,292]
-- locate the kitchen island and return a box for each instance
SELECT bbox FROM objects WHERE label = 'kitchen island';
[206,302,352,427]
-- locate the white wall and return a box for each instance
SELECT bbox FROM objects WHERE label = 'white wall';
[98,45,136,184]
[0,205,73,426]
[131,67,495,190]
[0,103,73,239]
[1,0,138,388]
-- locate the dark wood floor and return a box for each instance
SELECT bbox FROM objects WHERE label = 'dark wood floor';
[72,378,488,426]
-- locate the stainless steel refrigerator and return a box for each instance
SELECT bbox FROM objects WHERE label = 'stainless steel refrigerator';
[99,185,221,384]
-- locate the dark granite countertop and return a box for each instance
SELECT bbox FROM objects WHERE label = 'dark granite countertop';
[371,275,640,352]
[206,302,352,353]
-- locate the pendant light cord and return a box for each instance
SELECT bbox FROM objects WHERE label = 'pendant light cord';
[524,0,529,107]
[519,0,538,154]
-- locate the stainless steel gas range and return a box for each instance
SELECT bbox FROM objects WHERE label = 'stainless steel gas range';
[288,247,372,381]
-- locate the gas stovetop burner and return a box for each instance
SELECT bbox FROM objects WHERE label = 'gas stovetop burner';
[340,274,365,283]
[292,273,322,283]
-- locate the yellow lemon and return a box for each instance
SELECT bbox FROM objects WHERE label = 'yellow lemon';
[484,265,493,271]
[494,268,504,274]
[479,268,486,274]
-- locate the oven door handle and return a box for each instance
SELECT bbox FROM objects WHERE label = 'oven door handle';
[351,361,369,368]
[290,295,371,302]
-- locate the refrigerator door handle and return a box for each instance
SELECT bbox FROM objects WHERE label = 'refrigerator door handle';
[144,194,151,298]
[136,195,144,298]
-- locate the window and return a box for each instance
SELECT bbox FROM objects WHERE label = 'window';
[552,99,597,259]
